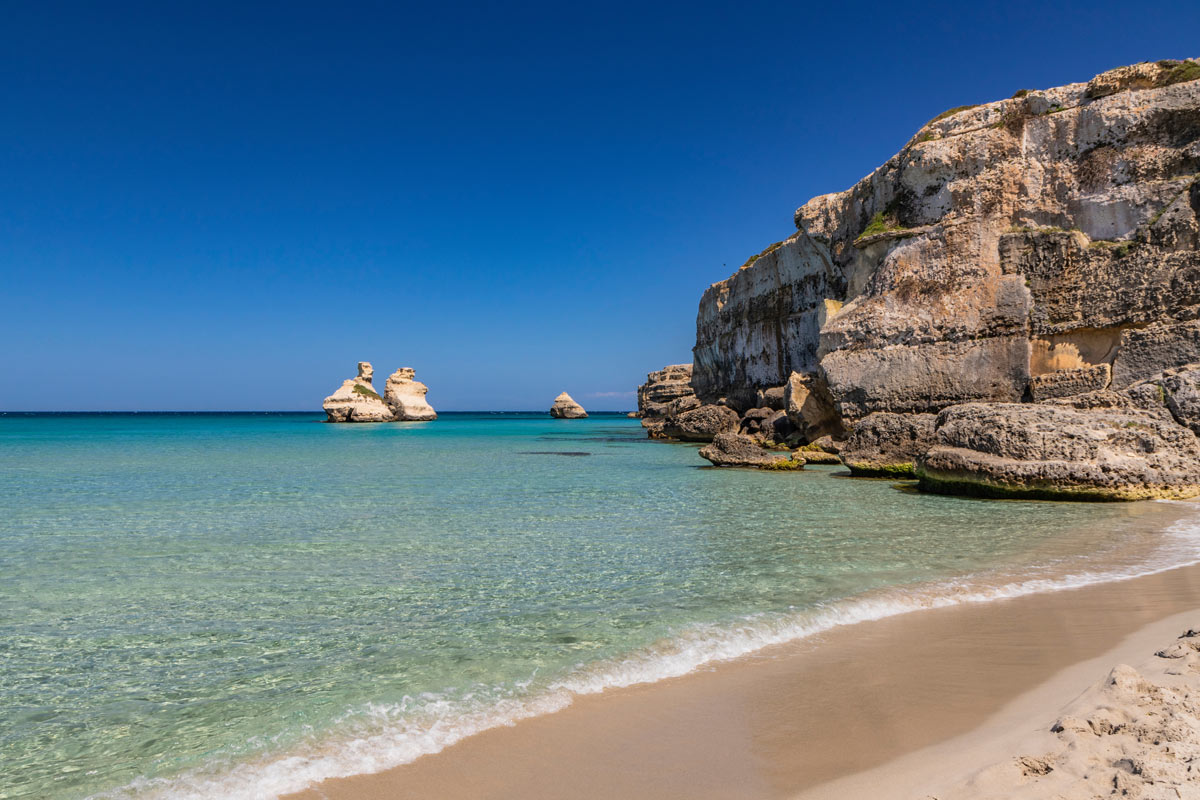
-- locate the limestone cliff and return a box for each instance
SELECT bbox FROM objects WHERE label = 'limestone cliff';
[692,60,1200,422]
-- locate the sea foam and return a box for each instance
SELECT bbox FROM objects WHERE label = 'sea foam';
[94,501,1200,800]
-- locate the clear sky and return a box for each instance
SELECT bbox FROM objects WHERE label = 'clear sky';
[2,1,1198,411]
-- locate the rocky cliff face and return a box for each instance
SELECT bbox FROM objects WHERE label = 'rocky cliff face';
[692,60,1200,424]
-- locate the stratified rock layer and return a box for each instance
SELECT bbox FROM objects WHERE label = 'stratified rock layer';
[916,400,1200,500]
[840,412,937,477]
[637,364,695,417]
[550,392,588,419]
[661,404,739,442]
[691,60,1200,423]
[698,432,793,468]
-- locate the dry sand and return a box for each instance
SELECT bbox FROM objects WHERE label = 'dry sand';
[288,537,1200,800]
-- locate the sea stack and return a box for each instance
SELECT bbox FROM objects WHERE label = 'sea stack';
[550,392,588,419]
[322,362,394,423]
[385,367,437,421]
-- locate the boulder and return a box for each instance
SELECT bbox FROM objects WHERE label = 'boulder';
[840,412,937,477]
[784,371,840,441]
[738,407,775,435]
[916,402,1200,501]
[550,392,588,419]
[637,364,696,418]
[1130,364,1200,436]
[762,410,795,444]
[1112,321,1200,389]
[793,436,843,465]
[699,432,796,468]
[322,362,395,423]
[638,364,697,437]
[756,385,787,410]
[385,368,437,421]
[661,404,740,442]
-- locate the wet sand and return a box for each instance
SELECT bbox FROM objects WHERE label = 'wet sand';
[287,514,1200,800]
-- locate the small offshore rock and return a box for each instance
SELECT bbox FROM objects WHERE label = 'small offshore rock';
[322,361,394,423]
[550,392,588,419]
[384,367,437,421]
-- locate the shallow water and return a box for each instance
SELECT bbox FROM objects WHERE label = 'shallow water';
[0,412,1195,799]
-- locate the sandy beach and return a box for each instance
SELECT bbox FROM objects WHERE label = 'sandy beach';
[287,508,1200,800]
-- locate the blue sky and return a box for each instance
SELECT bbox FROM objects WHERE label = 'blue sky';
[3,1,1198,411]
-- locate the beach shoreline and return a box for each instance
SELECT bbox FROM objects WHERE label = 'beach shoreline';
[285,502,1200,800]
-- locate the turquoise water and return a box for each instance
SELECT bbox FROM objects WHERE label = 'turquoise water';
[2,412,1197,799]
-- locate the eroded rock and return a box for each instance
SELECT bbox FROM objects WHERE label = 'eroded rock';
[550,392,588,419]
[916,402,1200,500]
[840,412,936,477]
[1029,364,1112,402]
[661,404,740,442]
[699,432,796,468]
[323,362,395,423]
[784,371,840,441]
[689,61,1200,420]
[385,368,437,421]
[1130,364,1200,435]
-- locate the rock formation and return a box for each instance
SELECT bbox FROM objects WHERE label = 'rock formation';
[699,432,803,469]
[637,365,698,438]
[1131,364,1200,435]
[323,362,437,423]
[690,60,1200,424]
[322,362,395,423]
[840,412,937,477]
[916,396,1200,500]
[550,392,588,419]
[637,364,696,417]
[385,368,437,421]
[661,403,739,442]
[673,60,1200,498]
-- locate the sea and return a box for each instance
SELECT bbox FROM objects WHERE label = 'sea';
[2,411,1199,799]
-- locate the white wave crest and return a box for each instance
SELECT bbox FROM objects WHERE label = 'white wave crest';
[94,503,1200,800]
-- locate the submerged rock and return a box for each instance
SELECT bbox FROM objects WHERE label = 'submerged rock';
[793,436,843,465]
[699,432,797,468]
[323,362,395,423]
[840,412,936,477]
[550,392,588,419]
[385,368,437,421]
[916,401,1200,500]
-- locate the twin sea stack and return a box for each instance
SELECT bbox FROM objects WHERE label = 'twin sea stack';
[645,60,1200,499]
[323,362,437,423]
